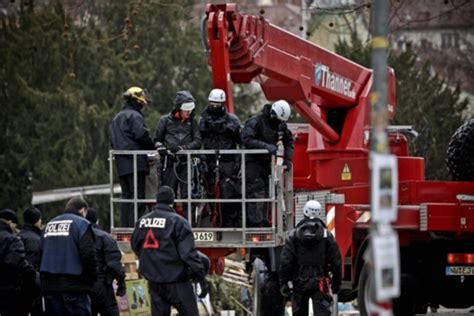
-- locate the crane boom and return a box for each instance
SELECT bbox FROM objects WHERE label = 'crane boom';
[205,3,396,146]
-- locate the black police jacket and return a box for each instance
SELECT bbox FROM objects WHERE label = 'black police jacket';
[278,218,342,291]
[131,203,205,283]
[241,104,293,164]
[109,102,155,177]
[0,221,35,292]
[91,224,125,284]
[19,224,42,270]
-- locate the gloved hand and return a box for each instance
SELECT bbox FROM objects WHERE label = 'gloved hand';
[169,144,182,153]
[197,277,209,298]
[283,160,292,172]
[156,142,167,156]
[266,144,278,155]
[280,282,292,297]
[116,281,126,297]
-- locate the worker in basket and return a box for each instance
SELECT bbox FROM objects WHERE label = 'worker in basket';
[109,86,155,227]
[199,88,242,227]
[241,100,294,227]
[279,200,342,316]
[154,90,202,220]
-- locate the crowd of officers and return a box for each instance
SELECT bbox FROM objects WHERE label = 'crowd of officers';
[0,199,126,316]
[108,86,342,315]
[0,86,341,316]
[109,86,294,228]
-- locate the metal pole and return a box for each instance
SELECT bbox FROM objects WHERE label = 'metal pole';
[370,0,396,315]
[109,150,114,229]
[133,153,138,225]
[371,0,390,153]
[301,0,308,39]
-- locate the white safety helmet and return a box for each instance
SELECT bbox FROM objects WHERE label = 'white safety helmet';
[303,200,322,219]
[208,88,226,103]
[271,100,291,122]
[180,101,195,111]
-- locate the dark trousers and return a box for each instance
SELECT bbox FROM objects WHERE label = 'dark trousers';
[291,291,331,316]
[90,281,119,316]
[205,160,241,227]
[148,281,198,316]
[119,172,147,227]
[245,160,271,227]
[0,290,22,316]
[23,287,44,316]
[160,159,189,219]
[45,292,92,316]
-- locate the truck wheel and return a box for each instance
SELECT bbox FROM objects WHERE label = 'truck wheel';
[357,264,373,316]
[358,264,417,316]
[251,257,285,316]
[447,118,474,181]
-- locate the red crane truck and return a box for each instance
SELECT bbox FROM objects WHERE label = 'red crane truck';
[109,3,474,315]
[201,3,474,315]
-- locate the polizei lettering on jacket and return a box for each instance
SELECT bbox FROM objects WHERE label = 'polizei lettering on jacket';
[314,63,356,99]
[44,220,72,237]
[140,217,166,228]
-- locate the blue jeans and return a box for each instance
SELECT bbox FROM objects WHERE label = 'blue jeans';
[45,292,91,316]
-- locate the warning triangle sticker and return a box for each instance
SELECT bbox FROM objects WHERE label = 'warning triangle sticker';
[143,229,159,249]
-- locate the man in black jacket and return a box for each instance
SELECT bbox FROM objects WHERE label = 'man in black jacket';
[86,208,126,316]
[278,200,342,316]
[40,197,97,316]
[110,86,156,227]
[131,186,208,316]
[241,100,294,227]
[0,209,36,316]
[199,89,241,227]
[19,207,43,316]
[154,90,201,219]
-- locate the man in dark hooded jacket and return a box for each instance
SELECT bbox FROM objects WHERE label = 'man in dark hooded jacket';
[131,186,208,316]
[199,89,241,227]
[241,100,294,227]
[110,87,155,227]
[19,207,43,316]
[154,90,201,219]
[279,200,342,316]
[86,208,126,316]
[0,209,36,316]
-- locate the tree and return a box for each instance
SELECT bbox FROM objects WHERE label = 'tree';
[0,0,259,223]
[335,33,469,180]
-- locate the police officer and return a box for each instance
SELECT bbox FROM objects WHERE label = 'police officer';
[131,186,208,316]
[0,209,36,316]
[86,208,126,316]
[40,197,97,315]
[199,89,241,227]
[241,100,294,227]
[110,86,156,227]
[278,200,342,316]
[154,90,201,219]
[19,207,43,316]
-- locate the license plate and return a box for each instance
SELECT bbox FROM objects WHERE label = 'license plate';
[193,232,215,242]
[445,266,474,276]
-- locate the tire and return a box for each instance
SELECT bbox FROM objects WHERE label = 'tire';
[357,263,372,316]
[357,264,416,316]
[446,119,474,181]
[252,258,285,316]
